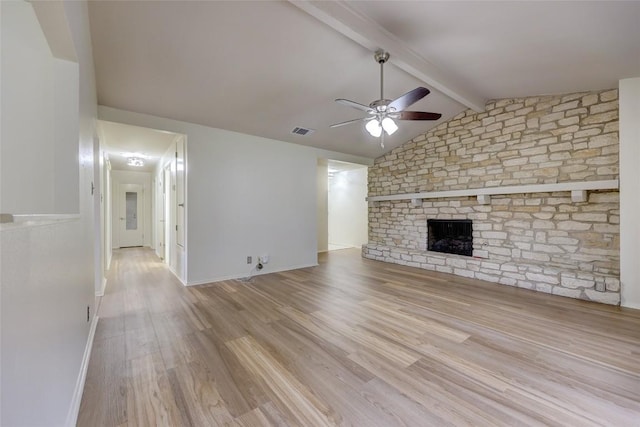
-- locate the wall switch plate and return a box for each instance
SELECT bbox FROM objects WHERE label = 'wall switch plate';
[247,256,252,264]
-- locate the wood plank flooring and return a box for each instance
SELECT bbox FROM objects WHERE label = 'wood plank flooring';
[78,248,640,426]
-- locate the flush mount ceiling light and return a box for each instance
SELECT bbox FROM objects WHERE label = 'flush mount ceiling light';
[121,151,151,159]
[127,157,144,167]
[331,50,442,148]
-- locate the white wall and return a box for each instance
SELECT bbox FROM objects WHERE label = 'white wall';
[328,167,368,248]
[619,77,640,309]
[98,106,372,285]
[0,1,98,426]
[0,0,79,215]
[317,159,329,252]
[188,130,317,283]
[111,170,153,248]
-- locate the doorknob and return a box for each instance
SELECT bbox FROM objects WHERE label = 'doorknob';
[120,217,124,220]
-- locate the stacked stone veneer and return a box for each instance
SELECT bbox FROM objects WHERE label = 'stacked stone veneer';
[363,89,620,305]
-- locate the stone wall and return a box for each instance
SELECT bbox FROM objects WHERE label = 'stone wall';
[364,89,620,305]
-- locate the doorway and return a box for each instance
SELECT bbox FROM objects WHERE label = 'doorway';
[317,159,368,252]
[119,183,144,247]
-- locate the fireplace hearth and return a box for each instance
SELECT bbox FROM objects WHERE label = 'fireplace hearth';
[427,219,473,256]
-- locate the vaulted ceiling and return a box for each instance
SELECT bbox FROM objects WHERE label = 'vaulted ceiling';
[88,1,640,158]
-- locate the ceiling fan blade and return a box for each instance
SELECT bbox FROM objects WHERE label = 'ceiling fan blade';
[388,87,430,112]
[335,99,373,113]
[398,111,442,121]
[330,117,367,128]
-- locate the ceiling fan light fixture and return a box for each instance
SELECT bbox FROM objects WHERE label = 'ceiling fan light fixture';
[381,117,398,135]
[365,119,382,137]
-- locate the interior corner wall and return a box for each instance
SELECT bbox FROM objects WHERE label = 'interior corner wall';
[1,1,54,213]
[317,159,329,252]
[53,57,81,213]
[0,1,81,215]
[619,77,640,309]
[98,106,333,285]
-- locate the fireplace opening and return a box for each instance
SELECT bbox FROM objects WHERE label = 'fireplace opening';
[427,219,473,256]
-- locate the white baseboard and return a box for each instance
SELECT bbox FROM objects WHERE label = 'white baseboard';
[95,277,107,297]
[621,301,640,310]
[169,266,187,286]
[65,315,99,427]
[186,262,319,286]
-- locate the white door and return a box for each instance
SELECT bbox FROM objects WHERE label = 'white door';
[176,137,185,248]
[163,166,172,263]
[119,184,144,247]
[158,176,165,259]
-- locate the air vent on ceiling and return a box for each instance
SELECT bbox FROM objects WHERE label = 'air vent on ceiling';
[291,127,315,136]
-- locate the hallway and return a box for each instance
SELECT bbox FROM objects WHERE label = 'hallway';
[78,248,640,426]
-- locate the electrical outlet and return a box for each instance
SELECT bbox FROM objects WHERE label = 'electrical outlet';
[247,256,252,264]
[260,254,269,264]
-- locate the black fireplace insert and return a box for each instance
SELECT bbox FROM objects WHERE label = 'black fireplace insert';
[427,219,473,256]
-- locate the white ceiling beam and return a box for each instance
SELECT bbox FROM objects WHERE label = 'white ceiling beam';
[30,0,78,62]
[289,0,486,112]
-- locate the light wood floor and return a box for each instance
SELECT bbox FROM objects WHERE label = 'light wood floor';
[78,248,640,426]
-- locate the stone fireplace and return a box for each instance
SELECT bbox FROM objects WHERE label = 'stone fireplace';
[363,89,620,305]
[428,219,473,256]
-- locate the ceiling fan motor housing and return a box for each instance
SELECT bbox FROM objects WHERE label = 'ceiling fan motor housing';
[374,50,390,64]
[369,99,395,114]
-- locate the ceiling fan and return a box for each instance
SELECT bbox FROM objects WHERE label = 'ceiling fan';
[331,50,442,148]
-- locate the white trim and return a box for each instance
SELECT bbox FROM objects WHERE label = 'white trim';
[366,180,619,202]
[96,277,107,297]
[12,213,81,221]
[621,302,640,310]
[169,265,187,286]
[65,315,98,427]
[0,214,82,232]
[186,263,319,286]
